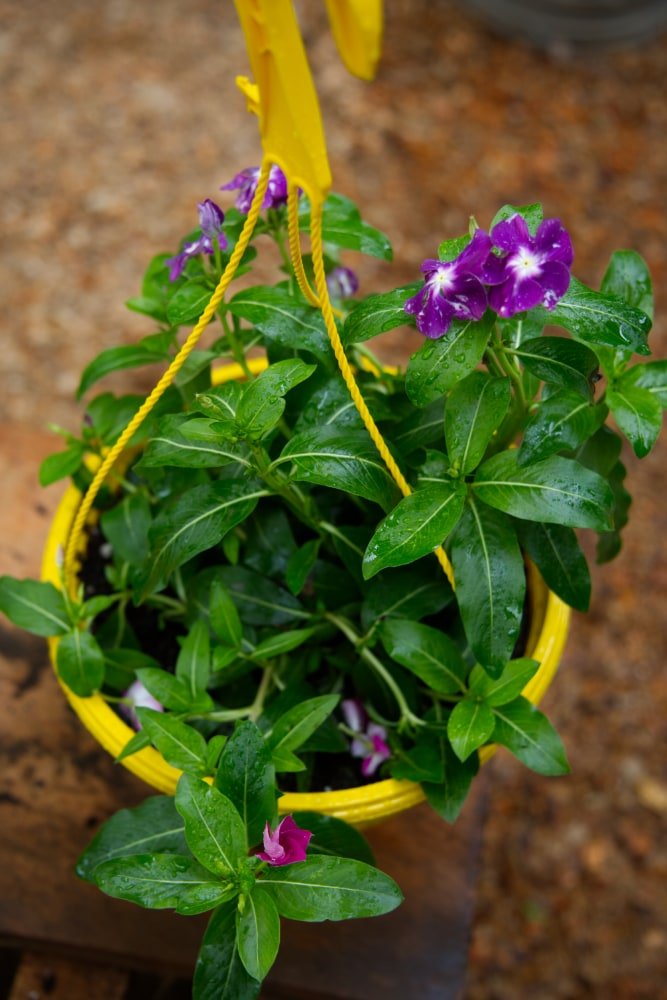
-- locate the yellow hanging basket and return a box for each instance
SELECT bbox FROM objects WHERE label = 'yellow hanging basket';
[42,360,570,827]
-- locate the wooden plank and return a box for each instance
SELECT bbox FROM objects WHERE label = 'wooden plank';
[9,952,127,1000]
[0,426,485,996]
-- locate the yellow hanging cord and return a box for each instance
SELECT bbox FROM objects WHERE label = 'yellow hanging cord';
[64,160,272,580]
[308,202,455,588]
[287,185,321,309]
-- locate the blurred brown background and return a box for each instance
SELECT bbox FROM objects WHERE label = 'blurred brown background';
[1,1,666,996]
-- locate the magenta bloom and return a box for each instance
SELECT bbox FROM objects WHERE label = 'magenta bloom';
[166,198,228,281]
[326,266,359,300]
[257,816,312,866]
[341,699,391,778]
[120,680,163,731]
[221,165,288,214]
[483,214,573,318]
[404,229,492,339]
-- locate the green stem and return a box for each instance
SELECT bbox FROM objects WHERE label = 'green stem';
[325,612,425,728]
[219,309,252,378]
[249,667,273,722]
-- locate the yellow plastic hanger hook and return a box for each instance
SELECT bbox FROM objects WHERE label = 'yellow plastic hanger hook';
[325,0,384,81]
[233,0,332,207]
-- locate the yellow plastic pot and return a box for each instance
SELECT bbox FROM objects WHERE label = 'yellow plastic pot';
[42,361,570,826]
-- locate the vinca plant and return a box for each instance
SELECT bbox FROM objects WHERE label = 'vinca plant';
[0,167,663,997]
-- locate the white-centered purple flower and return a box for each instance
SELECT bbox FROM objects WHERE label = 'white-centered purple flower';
[341,698,391,777]
[120,680,163,731]
[257,816,312,866]
[482,214,573,318]
[166,198,228,281]
[220,165,288,215]
[404,229,493,338]
[326,265,359,300]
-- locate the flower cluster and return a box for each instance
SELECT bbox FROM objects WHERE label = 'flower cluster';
[221,164,288,214]
[342,699,391,777]
[166,198,228,281]
[405,214,573,338]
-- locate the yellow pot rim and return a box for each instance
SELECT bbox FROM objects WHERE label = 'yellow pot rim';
[42,359,570,823]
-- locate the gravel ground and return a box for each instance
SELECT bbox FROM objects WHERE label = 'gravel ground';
[1,2,666,996]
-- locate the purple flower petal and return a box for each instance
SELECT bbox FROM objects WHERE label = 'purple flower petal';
[491,214,531,252]
[405,283,457,338]
[341,698,367,733]
[120,680,163,731]
[535,218,573,267]
[197,198,225,238]
[481,252,507,286]
[326,265,359,299]
[538,260,572,309]
[221,165,288,214]
[456,229,493,272]
[449,273,489,320]
[257,816,312,866]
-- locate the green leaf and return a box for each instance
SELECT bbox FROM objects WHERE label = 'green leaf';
[393,400,445,457]
[469,658,540,707]
[93,853,235,916]
[115,729,151,762]
[39,443,86,486]
[378,619,467,693]
[101,493,152,567]
[362,481,466,579]
[534,277,651,355]
[619,360,667,409]
[606,384,662,458]
[210,580,243,647]
[194,380,244,420]
[285,540,320,595]
[450,500,525,671]
[516,521,591,612]
[76,796,187,881]
[278,427,400,510]
[215,722,276,848]
[139,414,251,469]
[405,314,494,406]
[389,737,445,783]
[518,391,607,466]
[145,479,267,592]
[490,203,543,234]
[227,286,332,364]
[213,566,309,627]
[271,748,306,773]
[341,284,420,345]
[261,855,402,921]
[0,577,71,637]
[252,627,318,659]
[56,629,105,696]
[445,372,511,474]
[268,694,340,754]
[574,425,622,476]
[175,773,247,875]
[447,699,495,761]
[293,375,364,432]
[513,336,600,399]
[597,459,631,564]
[103,648,160,692]
[360,563,453,632]
[423,742,478,823]
[137,708,208,774]
[194,903,260,1000]
[136,667,213,713]
[291,812,375,865]
[236,887,280,982]
[236,359,316,440]
[166,280,214,326]
[176,619,210,699]
[601,249,653,320]
[438,233,472,261]
[492,697,570,776]
[300,192,393,260]
[77,337,171,399]
[473,450,613,530]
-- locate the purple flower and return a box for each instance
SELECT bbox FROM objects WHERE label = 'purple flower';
[341,699,391,778]
[220,165,288,214]
[120,680,163,731]
[483,214,573,318]
[404,229,492,338]
[257,816,312,866]
[166,198,228,281]
[326,266,359,300]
